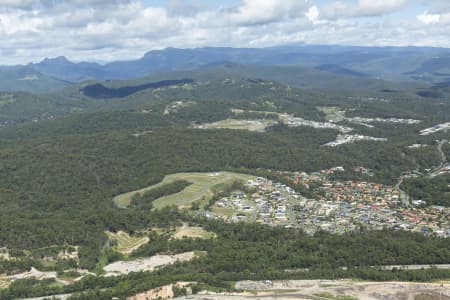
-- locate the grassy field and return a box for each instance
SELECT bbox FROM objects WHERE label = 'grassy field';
[211,207,235,219]
[113,172,255,209]
[172,225,215,240]
[195,119,277,132]
[105,231,149,255]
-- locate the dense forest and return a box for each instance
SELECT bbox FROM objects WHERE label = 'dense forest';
[402,174,450,207]
[0,125,443,251]
[1,221,449,299]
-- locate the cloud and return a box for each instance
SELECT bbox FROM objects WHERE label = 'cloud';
[417,11,440,24]
[420,0,450,14]
[0,0,127,11]
[0,0,449,65]
[0,0,35,9]
[226,0,310,26]
[305,5,320,24]
[321,0,407,20]
[166,0,210,17]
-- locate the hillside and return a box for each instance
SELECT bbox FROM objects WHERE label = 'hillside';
[0,65,69,93]
[0,63,442,128]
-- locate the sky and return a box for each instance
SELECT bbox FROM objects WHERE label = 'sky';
[0,0,449,65]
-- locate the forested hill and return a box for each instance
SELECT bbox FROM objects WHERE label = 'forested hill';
[0,63,445,128]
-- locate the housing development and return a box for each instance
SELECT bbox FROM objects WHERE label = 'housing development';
[207,168,450,237]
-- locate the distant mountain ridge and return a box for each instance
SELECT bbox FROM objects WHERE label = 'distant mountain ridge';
[0,65,69,92]
[30,56,107,82]
[3,45,450,93]
[17,45,450,82]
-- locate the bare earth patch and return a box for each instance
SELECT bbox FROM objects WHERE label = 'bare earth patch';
[103,251,201,276]
[175,280,450,300]
[128,282,193,300]
[193,119,277,132]
[8,267,57,281]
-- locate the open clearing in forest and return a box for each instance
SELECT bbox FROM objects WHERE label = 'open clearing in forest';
[113,172,255,209]
[172,225,215,240]
[106,231,149,255]
[317,106,346,122]
[194,118,277,132]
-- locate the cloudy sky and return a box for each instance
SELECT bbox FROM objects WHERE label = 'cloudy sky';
[0,0,449,64]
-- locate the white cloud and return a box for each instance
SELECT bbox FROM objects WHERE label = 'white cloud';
[321,0,407,20]
[356,0,407,16]
[227,0,310,26]
[0,0,35,9]
[305,5,320,24]
[0,0,449,65]
[417,11,440,24]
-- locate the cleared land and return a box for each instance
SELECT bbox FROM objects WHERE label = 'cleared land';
[113,172,255,209]
[106,231,149,255]
[8,267,57,282]
[103,251,201,276]
[172,225,215,240]
[194,119,277,132]
[23,293,72,300]
[175,280,450,300]
[163,100,196,115]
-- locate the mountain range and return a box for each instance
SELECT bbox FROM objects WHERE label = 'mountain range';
[2,45,450,93]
